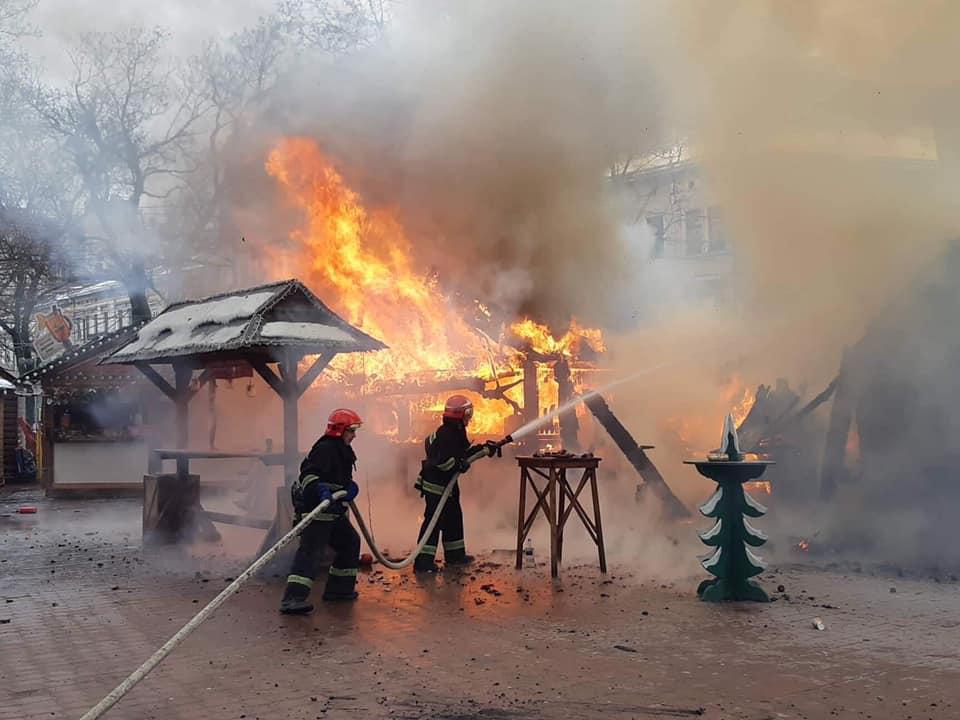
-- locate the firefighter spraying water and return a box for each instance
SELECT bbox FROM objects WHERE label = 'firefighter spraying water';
[413,395,503,572]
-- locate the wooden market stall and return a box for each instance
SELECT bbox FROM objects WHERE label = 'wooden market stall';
[100,279,385,545]
[0,365,23,487]
[20,325,167,496]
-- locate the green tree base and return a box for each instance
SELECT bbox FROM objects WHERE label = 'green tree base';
[697,577,770,603]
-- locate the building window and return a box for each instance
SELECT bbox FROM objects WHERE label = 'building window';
[684,209,706,255]
[707,206,728,253]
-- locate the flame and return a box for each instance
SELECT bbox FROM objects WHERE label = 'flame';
[663,374,757,457]
[727,382,756,428]
[266,138,481,379]
[797,539,810,552]
[264,137,601,437]
[511,318,605,357]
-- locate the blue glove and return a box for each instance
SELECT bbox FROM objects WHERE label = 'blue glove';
[342,481,359,502]
[316,485,334,504]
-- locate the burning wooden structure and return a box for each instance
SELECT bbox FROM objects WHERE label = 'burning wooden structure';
[814,243,960,512]
[101,279,385,543]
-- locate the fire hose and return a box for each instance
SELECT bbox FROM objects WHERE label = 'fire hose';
[350,436,510,570]
[79,435,513,720]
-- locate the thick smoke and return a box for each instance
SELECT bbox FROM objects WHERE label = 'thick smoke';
[669,0,960,341]
[247,0,671,327]
[645,1,960,567]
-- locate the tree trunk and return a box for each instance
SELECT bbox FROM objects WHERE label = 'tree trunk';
[124,262,153,324]
[12,329,35,374]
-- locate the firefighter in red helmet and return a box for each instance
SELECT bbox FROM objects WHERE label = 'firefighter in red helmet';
[413,395,497,572]
[280,408,363,614]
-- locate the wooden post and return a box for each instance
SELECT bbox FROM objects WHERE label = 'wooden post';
[522,355,539,428]
[554,358,580,451]
[819,348,854,502]
[173,363,193,482]
[41,402,55,491]
[278,352,301,488]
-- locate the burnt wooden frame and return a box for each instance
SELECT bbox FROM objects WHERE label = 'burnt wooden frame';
[515,456,606,578]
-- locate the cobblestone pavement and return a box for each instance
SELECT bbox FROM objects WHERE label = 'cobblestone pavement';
[2,485,959,720]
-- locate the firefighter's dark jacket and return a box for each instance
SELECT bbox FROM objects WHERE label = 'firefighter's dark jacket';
[416,418,485,495]
[293,435,358,515]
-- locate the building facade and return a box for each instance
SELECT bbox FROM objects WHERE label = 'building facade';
[610,153,738,309]
[31,282,165,364]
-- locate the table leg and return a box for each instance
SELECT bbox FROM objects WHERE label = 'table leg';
[557,469,566,566]
[589,468,607,573]
[516,467,528,570]
[549,466,559,578]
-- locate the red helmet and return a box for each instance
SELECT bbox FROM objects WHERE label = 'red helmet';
[326,408,363,437]
[443,395,473,423]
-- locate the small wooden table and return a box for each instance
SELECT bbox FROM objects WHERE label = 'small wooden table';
[515,456,606,578]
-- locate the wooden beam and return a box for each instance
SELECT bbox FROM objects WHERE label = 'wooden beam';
[297,353,334,397]
[584,393,690,519]
[173,363,193,456]
[819,350,854,502]
[251,360,285,397]
[134,362,176,400]
[203,511,273,531]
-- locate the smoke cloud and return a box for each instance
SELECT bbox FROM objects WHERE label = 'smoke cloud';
[645,1,960,567]
[239,0,672,327]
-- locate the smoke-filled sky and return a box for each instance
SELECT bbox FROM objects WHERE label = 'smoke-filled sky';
[23,0,266,62]
[25,0,959,344]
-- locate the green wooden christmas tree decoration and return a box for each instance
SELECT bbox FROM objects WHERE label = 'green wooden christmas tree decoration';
[685,414,775,602]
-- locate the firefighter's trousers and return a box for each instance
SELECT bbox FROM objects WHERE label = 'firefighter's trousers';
[283,513,360,600]
[415,488,466,566]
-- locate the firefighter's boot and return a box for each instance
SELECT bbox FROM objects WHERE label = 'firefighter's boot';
[322,565,359,601]
[444,554,475,567]
[279,580,314,614]
[413,558,440,573]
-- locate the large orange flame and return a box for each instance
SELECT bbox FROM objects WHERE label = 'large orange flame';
[264,137,602,437]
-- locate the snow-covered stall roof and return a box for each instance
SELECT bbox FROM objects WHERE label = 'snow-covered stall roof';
[102,279,385,365]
